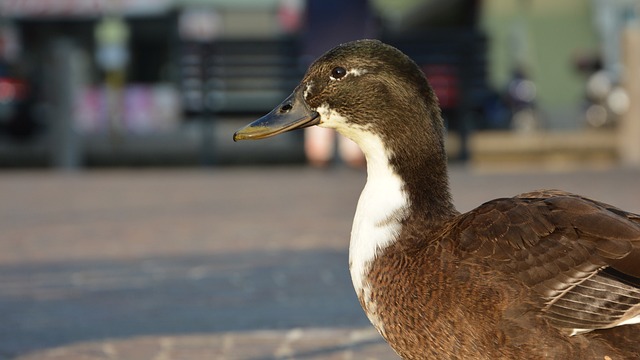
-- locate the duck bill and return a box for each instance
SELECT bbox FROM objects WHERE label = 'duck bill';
[233,88,319,141]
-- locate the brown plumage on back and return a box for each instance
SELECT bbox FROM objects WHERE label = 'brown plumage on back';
[363,189,640,359]
[234,40,640,359]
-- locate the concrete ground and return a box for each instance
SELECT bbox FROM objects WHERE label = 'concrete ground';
[1,165,639,359]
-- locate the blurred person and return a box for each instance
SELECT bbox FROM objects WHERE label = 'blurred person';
[301,0,377,168]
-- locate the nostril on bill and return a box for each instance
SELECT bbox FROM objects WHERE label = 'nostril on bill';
[280,103,292,113]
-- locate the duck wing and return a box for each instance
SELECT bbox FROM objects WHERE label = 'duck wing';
[450,189,640,334]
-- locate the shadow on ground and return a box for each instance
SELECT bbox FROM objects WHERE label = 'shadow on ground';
[0,249,370,357]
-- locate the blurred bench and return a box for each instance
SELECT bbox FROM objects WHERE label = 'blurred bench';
[179,37,304,118]
[179,37,305,164]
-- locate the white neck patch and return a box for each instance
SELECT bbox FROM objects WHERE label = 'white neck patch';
[316,104,408,296]
[350,147,407,296]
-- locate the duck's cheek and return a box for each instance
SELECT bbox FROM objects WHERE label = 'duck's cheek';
[315,103,348,130]
[315,103,374,145]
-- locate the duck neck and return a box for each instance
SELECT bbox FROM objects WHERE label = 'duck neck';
[387,131,457,222]
[357,79,456,222]
[348,128,456,295]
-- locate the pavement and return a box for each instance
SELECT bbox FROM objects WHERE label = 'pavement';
[1,165,639,359]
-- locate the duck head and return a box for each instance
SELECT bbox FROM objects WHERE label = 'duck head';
[234,40,453,214]
[233,40,444,154]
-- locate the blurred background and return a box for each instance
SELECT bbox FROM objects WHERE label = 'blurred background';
[0,0,639,168]
[1,1,640,359]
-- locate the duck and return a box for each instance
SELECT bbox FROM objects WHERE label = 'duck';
[233,39,640,359]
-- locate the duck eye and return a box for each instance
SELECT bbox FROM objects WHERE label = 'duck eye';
[331,66,347,79]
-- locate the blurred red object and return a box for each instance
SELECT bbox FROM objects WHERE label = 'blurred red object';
[0,77,28,103]
[422,64,459,109]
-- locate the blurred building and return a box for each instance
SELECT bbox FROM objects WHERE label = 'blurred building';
[0,0,305,166]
